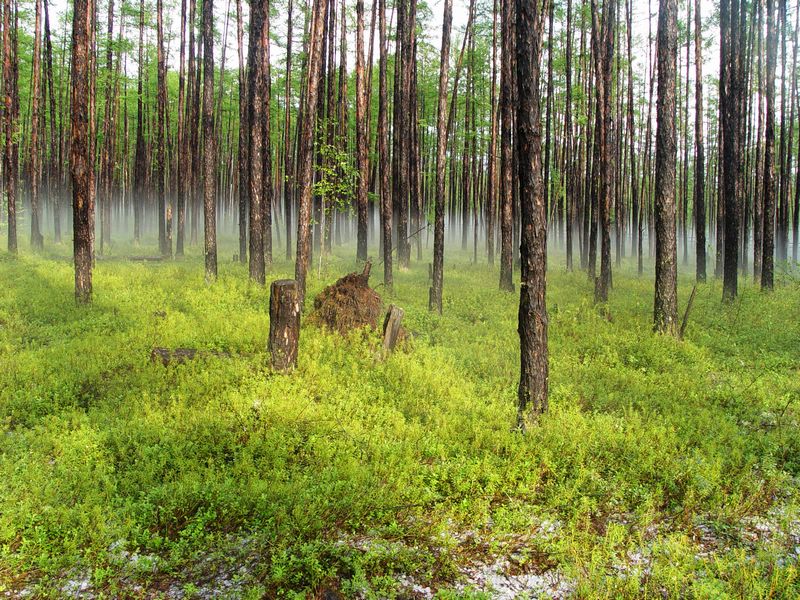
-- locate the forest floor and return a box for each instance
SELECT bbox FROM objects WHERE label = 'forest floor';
[1,238,800,599]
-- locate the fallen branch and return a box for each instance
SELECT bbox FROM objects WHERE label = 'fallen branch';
[150,347,233,366]
[129,256,165,262]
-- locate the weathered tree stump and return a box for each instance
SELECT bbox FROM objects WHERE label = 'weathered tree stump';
[150,347,232,365]
[382,305,405,352]
[269,279,301,371]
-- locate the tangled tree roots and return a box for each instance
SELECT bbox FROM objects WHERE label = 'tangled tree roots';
[310,261,383,335]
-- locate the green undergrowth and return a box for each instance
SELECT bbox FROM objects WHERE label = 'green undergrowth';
[1,237,800,598]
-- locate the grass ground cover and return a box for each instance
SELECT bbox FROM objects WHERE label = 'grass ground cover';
[1,237,799,598]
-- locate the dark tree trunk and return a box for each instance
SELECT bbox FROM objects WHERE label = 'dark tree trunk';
[236,0,248,263]
[486,0,499,267]
[283,0,294,261]
[4,0,18,255]
[248,0,268,284]
[378,0,392,293]
[515,0,547,424]
[295,0,328,301]
[694,0,706,282]
[625,0,638,274]
[355,0,369,261]
[565,0,574,270]
[721,0,744,301]
[133,0,146,245]
[543,0,554,232]
[653,0,678,334]
[71,0,94,303]
[176,0,190,256]
[776,0,788,262]
[592,0,614,303]
[202,0,217,282]
[262,0,273,272]
[157,0,169,256]
[429,0,452,313]
[30,0,43,251]
[498,0,514,292]
[43,0,60,242]
[762,0,777,290]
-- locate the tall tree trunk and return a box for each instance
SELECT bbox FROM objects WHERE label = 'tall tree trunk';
[694,0,706,282]
[71,0,94,303]
[202,0,217,281]
[543,0,554,234]
[378,0,392,293]
[236,0,247,262]
[3,0,19,255]
[565,0,574,270]
[30,0,43,251]
[262,0,273,271]
[625,0,638,274]
[177,0,190,256]
[762,0,777,290]
[681,0,690,265]
[133,0,146,245]
[248,0,268,283]
[487,0,499,267]
[753,0,764,280]
[499,0,515,291]
[157,0,169,256]
[592,0,614,303]
[653,0,678,333]
[721,0,744,301]
[516,0,547,424]
[283,0,294,260]
[43,0,59,242]
[429,0,452,313]
[295,0,328,301]
[355,0,369,261]
[776,0,788,261]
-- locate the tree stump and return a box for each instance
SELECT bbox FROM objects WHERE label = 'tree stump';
[382,305,405,352]
[269,279,301,371]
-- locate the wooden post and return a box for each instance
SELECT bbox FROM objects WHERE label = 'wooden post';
[269,279,301,371]
[382,304,404,351]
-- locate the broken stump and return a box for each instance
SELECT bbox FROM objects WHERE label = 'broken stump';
[382,305,405,352]
[269,279,301,372]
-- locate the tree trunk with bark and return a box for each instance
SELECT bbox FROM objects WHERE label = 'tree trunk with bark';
[516,0,547,424]
[653,0,678,334]
[71,0,94,303]
[295,0,328,301]
[499,0,515,292]
[202,0,217,282]
[355,0,369,261]
[762,0,777,290]
[694,0,706,282]
[378,0,392,293]
[429,0,452,313]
